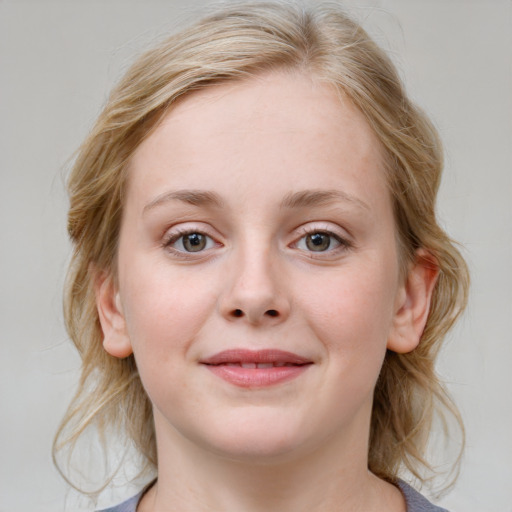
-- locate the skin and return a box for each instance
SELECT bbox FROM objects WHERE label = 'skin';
[96,71,438,511]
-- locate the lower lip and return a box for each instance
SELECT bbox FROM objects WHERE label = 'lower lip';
[203,365,311,388]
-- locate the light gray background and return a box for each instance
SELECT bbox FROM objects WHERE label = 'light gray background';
[1,0,510,511]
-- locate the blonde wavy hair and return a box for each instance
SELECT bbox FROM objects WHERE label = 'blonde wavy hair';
[54,0,469,493]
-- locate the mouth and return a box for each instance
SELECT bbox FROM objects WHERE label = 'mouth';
[200,349,313,388]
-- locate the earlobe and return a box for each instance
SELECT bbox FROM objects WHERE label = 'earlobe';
[94,270,133,359]
[387,250,439,354]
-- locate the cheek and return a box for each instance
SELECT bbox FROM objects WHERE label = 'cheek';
[119,260,219,362]
[118,265,220,416]
[296,259,398,360]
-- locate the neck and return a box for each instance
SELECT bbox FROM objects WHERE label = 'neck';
[138,412,405,512]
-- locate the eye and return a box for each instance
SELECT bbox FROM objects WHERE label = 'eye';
[165,231,216,253]
[295,230,345,253]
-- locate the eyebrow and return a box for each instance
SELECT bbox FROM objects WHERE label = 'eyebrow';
[143,190,225,214]
[280,190,369,211]
[142,188,369,214]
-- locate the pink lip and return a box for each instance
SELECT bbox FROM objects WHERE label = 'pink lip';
[200,349,313,388]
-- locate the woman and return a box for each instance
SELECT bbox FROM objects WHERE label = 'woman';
[54,2,469,511]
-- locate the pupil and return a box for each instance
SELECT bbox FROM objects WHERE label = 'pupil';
[306,233,330,251]
[184,233,206,252]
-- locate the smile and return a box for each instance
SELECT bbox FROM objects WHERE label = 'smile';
[200,349,313,388]
[221,362,300,368]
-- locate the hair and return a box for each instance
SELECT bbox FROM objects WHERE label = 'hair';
[54,0,469,494]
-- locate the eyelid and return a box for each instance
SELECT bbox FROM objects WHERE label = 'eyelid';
[161,223,223,257]
[290,223,353,255]
[159,221,353,259]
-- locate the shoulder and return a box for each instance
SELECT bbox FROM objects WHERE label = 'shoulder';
[96,491,143,512]
[96,480,156,512]
[398,480,450,512]
[97,480,449,512]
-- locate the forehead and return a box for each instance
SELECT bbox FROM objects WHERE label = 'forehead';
[126,70,389,213]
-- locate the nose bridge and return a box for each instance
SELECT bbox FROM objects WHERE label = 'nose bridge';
[220,232,289,325]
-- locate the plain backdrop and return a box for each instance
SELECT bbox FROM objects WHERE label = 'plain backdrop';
[1,0,511,511]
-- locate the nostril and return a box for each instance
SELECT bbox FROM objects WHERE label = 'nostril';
[229,308,280,320]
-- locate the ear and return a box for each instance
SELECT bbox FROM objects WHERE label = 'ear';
[94,270,133,358]
[387,249,439,354]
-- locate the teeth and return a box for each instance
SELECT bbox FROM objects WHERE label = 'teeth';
[222,362,298,368]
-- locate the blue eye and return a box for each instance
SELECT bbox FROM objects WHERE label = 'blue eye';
[296,231,343,252]
[168,232,216,253]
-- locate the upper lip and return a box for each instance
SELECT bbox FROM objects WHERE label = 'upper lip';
[200,349,312,365]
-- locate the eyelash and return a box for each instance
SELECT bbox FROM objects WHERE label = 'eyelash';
[161,226,352,258]
[162,228,219,258]
[293,226,352,257]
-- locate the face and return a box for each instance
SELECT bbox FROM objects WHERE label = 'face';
[98,71,430,465]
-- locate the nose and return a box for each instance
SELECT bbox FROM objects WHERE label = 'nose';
[218,244,290,326]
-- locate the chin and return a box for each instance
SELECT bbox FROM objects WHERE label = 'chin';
[207,438,308,466]
[190,412,317,464]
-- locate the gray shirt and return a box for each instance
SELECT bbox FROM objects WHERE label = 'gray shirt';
[97,480,449,512]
